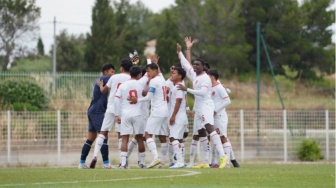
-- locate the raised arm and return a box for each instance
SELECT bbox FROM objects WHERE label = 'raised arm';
[177,43,195,81]
[184,36,196,64]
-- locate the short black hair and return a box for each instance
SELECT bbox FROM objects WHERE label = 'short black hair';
[120,58,133,72]
[207,69,219,80]
[204,62,210,70]
[146,63,159,70]
[175,67,186,80]
[102,63,114,73]
[130,66,142,78]
[195,58,206,66]
[141,67,147,77]
[172,63,182,68]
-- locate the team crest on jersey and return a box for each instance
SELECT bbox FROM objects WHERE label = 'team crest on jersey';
[212,91,215,96]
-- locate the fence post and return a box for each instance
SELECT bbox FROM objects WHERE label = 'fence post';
[240,110,244,162]
[7,111,11,165]
[57,110,61,165]
[325,110,329,160]
[283,110,287,162]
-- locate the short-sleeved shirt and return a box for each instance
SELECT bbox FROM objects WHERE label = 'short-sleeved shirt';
[148,75,169,117]
[192,72,214,113]
[211,83,229,114]
[88,75,111,115]
[168,82,187,119]
[106,73,131,114]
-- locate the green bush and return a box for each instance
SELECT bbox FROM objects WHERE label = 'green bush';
[298,139,324,161]
[0,79,49,110]
[12,102,40,111]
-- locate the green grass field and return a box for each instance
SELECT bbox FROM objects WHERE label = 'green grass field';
[0,164,334,188]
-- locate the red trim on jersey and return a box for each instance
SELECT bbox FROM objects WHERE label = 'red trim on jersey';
[200,139,208,142]
[176,98,183,100]
[211,133,218,139]
[115,96,121,98]
[202,86,209,88]
[212,83,220,87]
[223,96,229,99]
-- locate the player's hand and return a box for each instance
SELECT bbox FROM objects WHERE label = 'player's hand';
[177,43,182,54]
[127,96,138,103]
[187,110,194,118]
[97,80,104,87]
[177,84,187,91]
[169,116,176,125]
[115,116,121,124]
[184,36,196,49]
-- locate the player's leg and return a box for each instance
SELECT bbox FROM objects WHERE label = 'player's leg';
[145,116,163,168]
[197,128,210,167]
[120,134,129,169]
[79,130,96,169]
[169,119,185,168]
[136,134,146,168]
[158,135,168,168]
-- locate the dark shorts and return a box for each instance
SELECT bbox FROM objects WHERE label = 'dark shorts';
[88,113,104,132]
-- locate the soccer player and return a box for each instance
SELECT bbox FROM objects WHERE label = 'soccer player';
[78,63,115,169]
[168,67,188,168]
[129,63,169,168]
[114,66,147,169]
[207,69,238,168]
[89,59,133,169]
[177,38,229,169]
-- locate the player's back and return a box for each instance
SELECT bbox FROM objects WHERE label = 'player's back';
[118,79,143,118]
[149,76,169,117]
[106,73,131,113]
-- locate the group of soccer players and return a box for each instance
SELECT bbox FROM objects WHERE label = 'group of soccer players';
[78,36,240,169]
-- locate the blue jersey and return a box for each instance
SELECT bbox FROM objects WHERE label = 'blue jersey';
[88,75,111,115]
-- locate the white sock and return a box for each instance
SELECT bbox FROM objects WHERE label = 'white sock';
[229,142,236,160]
[189,139,198,166]
[172,140,182,164]
[180,142,185,164]
[93,134,105,158]
[211,144,216,164]
[146,138,158,160]
[210,131,225,157]
[139,152,146,165]
[127,138,137,158]
[118,138,122,163]
[160,143,168,165]
[223,142,232,162]
[200,137,210,164]
[168,142,174,163]
[120,151,127,166]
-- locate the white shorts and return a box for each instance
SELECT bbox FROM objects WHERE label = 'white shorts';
[214,111,228,137]
[192,105,214,135]
[145,116,168,136]
[101,112,116,132]
[120,115,144,136]
[184,118,189,133]
[169,118,187,139]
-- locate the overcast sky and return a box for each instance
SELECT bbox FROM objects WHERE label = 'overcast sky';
[36,0,335,54]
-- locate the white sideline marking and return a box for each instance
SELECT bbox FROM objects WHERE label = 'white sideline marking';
[0,169,201,187]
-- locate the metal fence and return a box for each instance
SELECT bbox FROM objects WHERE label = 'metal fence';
[0,72,101,100]
[0,110,334,167]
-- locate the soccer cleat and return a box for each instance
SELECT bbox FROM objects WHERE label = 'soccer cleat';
[103,163,115,169]
[169,162,175,167]
[147,159,161,169]
[90,157,97,169]
[219,156,229,168]
[119,165,128,169]
[169,162,185,169]
[210,163,220,168]
[231,159,240,168]
[192,163,210,169]
[139,164,147,169]
[157,162,165,168]
[78,163,89,169]
[225,163,231,168]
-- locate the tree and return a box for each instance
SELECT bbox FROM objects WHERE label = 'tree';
[52,30,86,71]
[84,0,115,71]
[37,37,44,56]
[0,0,40,71]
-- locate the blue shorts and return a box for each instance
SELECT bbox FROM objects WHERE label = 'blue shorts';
[88,113,104,132]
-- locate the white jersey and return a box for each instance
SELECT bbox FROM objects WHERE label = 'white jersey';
[148,75,169,117]
[168,82,187,119]
[106,73,131,113]
[139,75,150,117]
[115,79,143,118]
[211,82,231,114]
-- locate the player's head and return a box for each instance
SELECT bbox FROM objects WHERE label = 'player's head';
[170,63,182,73]
[130,66,142,80]
[204,62,210,72]
[171,67,186,83]
[207,69,219,81]
[102,63,115,76]
[141,67,147,77]
[146,63,159,78]
[193,58,206,74]
[120,58,133,73]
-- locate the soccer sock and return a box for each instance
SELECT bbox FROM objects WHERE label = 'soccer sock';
[127,138,137,158]
[180,142,185,164]
[139,152,146,165]
[146,138,158,160]
[80,139,93,163]
[210,131,225,157]
[168,142,174,164]
[120,151,128,167]
[211,144,216,164]
[200,137,210,164]
[160,143,168,164]
[93,134,105,158]
[101,139,109,164]
[189,139,198,166]
[229,142,236,160]
[172,140,182,164]
[118,138,122,164]
[223,142,232,162]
